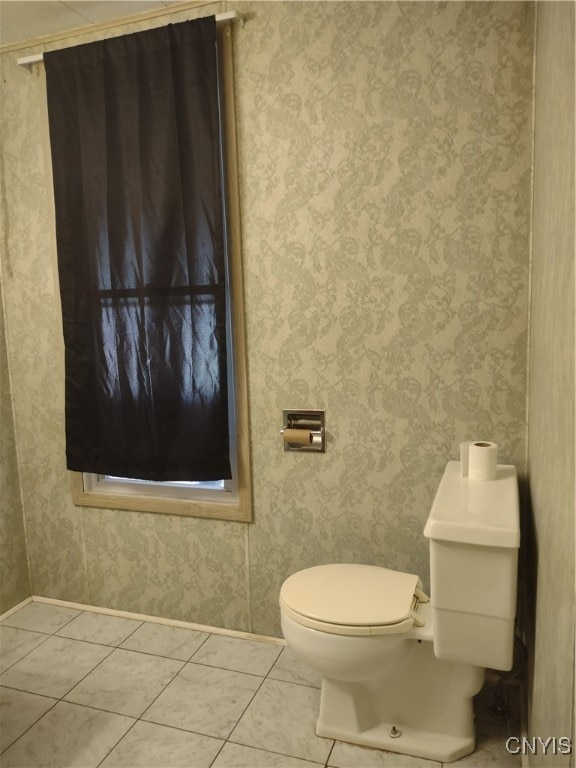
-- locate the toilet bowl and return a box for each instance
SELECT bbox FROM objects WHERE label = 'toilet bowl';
[279,461,520,763]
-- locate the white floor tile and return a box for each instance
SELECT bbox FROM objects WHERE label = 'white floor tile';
[100,721,223,767]
[120,621,209,661]
[329,741,442,767]
[65,648,184,717]
[0,636,113,698]
[267,647,322,688]
[0,626,49,673]
[191,634,282,676]
[230,678,333,764]
[0,608,525,768]
[0,700,134,768]
[1,603,81,635]
[0,687,57,752]
[56,611,142,646]
[213,742,323,767]
[142,662,262,739]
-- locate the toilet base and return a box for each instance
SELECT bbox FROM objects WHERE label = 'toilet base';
[314,639,484,763]
[316,718,474,763]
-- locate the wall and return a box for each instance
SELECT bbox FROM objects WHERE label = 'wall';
[527,1,575,761]
[0,284,31,613]
[0,2,534,637]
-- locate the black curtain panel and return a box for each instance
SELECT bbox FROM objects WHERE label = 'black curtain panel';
[45,17,231,482]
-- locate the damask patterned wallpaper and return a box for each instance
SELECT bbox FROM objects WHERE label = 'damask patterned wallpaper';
[0,288,31,613]
[235,0,534,635]
[0,2,534,635]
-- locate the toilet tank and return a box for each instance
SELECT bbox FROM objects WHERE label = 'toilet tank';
[424,461,520,671]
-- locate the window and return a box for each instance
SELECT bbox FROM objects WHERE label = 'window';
[46,19,251,521]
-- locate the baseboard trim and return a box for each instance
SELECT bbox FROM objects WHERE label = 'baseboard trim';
[27,595,286,646]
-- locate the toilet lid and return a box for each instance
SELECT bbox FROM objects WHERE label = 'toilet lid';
[280,564,420,628]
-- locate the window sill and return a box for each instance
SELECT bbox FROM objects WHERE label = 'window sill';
[70,472,252,522]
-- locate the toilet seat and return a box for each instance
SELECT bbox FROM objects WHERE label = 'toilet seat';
[280,564,428,636]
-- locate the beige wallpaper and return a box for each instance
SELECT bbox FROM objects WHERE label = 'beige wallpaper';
[236,0,534,635]
[0,285,31,613]
[0,2,534,634]
[527,2,575,760]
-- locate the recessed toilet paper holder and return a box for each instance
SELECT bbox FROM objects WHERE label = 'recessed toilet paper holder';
[281,409,326,453]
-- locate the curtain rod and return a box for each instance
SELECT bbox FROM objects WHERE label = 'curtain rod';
[16,10,244,68]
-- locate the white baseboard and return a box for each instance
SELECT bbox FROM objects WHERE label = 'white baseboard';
[20,595,286,646]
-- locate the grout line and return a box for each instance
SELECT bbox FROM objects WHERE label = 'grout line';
[0,632,52,675]
[188,630,212,659]
[51,610,85,633]
[95,717,139,768]
[0,695,59,756]
[2,641,509,768]
[209,738,227,768]
[219,738,327,767]
[133,658,189,727]
[1,604,332,767]
[224,672,267,741]
[139,713,227,744]
[113,619,147,647]
[0,683,58,702]
[325,740,336,768]
[57,644,117,701]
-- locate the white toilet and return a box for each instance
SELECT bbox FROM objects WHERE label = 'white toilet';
[279,461,520,763]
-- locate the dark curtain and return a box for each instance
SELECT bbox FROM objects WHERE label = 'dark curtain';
[45,17,231,482]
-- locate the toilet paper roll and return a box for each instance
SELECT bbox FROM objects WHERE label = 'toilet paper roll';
[468,441,498,481]
[282,429,312,446]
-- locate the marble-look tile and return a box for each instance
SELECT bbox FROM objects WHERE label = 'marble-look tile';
[230,678,333,764]
[0,636,112,698]
[1,603,81,634]
[100,721,223,768]
[191,634,282,676]
[142,662,262,739]
[120,621,209,661]
[0,687,57,751]
[0,626,48,673]
[213,742,323,767]
[267,647,322,689]
[65,648,183,718]
[56,611,142,646]
[329,741,441,767]
[0,700,134,767]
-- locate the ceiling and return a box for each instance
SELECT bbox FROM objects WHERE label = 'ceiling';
[0,1,189,47]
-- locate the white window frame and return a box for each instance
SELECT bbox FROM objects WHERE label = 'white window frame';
[69,23,252,523]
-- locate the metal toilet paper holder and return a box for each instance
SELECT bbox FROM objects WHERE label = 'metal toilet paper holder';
[281,409,326,453]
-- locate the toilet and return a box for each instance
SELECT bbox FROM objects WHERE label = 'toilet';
[279,461,520,763]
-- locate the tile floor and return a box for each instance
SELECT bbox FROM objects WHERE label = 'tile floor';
[0,602,522,768]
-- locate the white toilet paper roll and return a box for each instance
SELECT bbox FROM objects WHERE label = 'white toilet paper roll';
[468,441,498,481]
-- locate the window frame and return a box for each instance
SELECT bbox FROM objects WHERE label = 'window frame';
[69,22,252,523]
